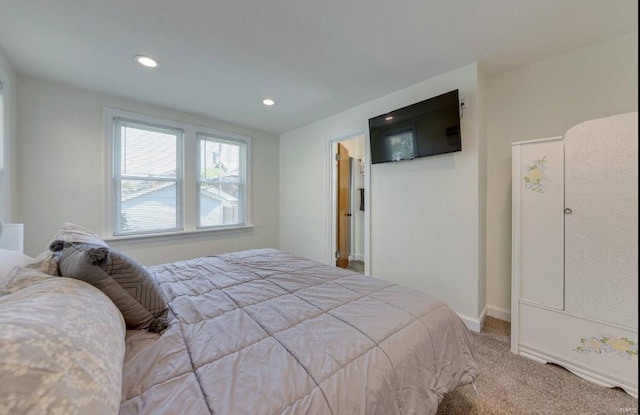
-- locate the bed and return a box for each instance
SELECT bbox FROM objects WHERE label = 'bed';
[1,237,478,415]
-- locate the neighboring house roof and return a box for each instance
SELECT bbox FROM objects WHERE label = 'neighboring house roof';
[121,182,174,203]
[201,185,238,202]
[122,182,237,203]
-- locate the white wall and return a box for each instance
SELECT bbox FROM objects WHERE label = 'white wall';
[16,75,280,264]
[486,32,639,318]
[0,46,17,223]
[281,63,485,326]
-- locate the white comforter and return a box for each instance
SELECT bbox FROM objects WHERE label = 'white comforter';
[120,249,478,415]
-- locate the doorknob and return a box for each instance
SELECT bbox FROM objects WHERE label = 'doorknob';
[346,213,352,217]
[564,208,572,214]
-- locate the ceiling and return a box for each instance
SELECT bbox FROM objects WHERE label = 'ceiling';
[0,1,637,134]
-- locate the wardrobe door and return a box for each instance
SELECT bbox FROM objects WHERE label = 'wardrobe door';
[564,113,638,329]
[514,138,564,309]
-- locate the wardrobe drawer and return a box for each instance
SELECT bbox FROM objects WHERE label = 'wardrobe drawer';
[518,302,637,395]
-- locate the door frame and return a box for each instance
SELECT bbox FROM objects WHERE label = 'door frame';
[335,142,350,268]
[327,130,371,275]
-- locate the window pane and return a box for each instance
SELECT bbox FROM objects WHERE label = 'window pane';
[119,121,177,178]
[117,180,178,233]
[198,135,245,228]
[199,183,242,227]
[199,139,241,182]
[0,83,4,171]
[113,118,182,236]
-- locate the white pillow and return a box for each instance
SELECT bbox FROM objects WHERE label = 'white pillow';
[30,222,109,276]
[51,221,109,247]
[0,268,126,415]
[0,249,34,285]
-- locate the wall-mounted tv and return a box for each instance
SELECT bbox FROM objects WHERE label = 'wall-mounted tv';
[369,90,461,164]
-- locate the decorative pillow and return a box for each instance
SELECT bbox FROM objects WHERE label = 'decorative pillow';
[0,249,35,287]
[29,222,108,276]
[52,222,108,246]
[0,268,125,415]
[55,242,168,332]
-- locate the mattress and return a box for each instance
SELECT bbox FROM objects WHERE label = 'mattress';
[119,249,478,414]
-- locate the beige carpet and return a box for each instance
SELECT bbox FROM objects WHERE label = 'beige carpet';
[436,317,638,415]
[347,260,364,274]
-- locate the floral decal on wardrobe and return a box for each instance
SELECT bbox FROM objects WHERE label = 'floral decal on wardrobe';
[575,335,638,359]
[524,156,548,193]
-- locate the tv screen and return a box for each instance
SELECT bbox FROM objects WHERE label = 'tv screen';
[369,90,461,164]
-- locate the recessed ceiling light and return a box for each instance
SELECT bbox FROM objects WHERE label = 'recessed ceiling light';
[385,116,394,121]
[135,55,159,68]
[262,98,275,106]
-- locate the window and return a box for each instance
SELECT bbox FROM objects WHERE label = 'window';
[105,108,251,238]
[113,119,183,235]
[0,81,4,172]
[197,135,247,228]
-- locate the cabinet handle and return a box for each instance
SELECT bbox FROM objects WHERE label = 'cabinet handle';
[564,208,572,214]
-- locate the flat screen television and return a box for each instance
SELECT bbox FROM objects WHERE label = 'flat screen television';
[369,90,461,164]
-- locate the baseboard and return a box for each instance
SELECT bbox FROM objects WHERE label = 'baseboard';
[479,306,487,327]
[459,312,483,333]
[348,254,364,261]
[459,306,490,333]
[486,305,511,322]
[458,305,515,332]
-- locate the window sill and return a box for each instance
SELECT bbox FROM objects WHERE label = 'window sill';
[104,225,254,245]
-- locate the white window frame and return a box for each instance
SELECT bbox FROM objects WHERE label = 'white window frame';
[112,117,184,236]
[196,133,249,229]
[0,80,5,173]
[103,107,252,240]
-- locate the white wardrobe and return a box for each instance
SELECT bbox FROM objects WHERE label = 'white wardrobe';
[511,112,638,398]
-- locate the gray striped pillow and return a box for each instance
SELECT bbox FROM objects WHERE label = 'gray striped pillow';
[56,243,168,332]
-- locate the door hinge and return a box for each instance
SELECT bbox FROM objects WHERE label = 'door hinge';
[335,153,340,161]
[335,251,339,258]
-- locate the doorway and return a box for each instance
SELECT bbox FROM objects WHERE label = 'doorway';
[330,133,367,274]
